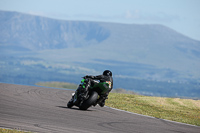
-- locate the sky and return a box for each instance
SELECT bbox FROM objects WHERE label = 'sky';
[0,0,200,41]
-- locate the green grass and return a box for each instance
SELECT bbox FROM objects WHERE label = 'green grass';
[0,128,32,133]
[36,81,78,89]
[106,93,200,126]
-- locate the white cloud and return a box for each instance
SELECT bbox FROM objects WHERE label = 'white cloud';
[122,10,179,23]
[28,11,46,16]
[125,10,139,19]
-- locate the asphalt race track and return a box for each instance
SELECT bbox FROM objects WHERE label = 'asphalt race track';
[0,83,199,133]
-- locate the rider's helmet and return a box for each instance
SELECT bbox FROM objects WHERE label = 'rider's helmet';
[103,70,112,76]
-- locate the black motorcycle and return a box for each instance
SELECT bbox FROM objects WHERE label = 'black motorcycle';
[67,77,106,110]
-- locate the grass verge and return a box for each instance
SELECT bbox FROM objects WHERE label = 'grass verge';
[36,81,78,89]
[0,128,32,133]
[106,93,200,126]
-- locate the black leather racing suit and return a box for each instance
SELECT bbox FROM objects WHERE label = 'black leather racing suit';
[86,75,113,106]
[88,75,113,93]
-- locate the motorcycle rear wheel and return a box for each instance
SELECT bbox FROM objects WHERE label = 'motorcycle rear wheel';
[79,91,98,110]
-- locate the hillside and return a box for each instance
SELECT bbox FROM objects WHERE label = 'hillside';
[0,10,200,97]
[0,10,110,50]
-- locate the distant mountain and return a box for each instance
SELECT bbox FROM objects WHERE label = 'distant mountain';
[0,10,110,50]
[0,10,200,82]
[1,10,199,51]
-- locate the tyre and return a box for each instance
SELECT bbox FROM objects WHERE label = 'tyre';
[67,100,74,108]
[79,91,98,110]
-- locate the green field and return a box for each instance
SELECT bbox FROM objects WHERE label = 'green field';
[107,93,200,126]
[0,128,32,133]
[36,81,78,89]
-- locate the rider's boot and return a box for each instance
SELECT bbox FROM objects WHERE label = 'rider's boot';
[98,99,105,107]
[98,94,108,107]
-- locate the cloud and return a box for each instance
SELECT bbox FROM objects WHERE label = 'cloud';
[124,10,140,19]
[122,10,180,23]
[28,11,71,20]
[28,11,46,17]
[68,10,180,24]
[27,10,179,24]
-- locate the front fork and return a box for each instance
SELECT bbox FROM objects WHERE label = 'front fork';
[72,87,89,106]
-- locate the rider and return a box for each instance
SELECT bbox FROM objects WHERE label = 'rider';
[72,70,113,107]
[85,70,113,107]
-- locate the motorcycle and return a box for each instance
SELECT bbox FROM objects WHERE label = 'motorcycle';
[67,77,107,110]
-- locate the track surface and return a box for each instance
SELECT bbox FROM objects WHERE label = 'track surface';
[0,83,199,133]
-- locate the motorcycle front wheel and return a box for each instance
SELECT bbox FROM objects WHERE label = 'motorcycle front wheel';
[67,99,74,108]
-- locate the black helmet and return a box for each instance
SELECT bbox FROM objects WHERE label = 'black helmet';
[103,70,112,76]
